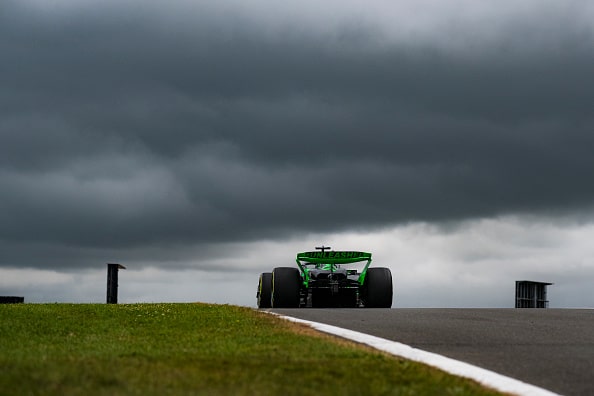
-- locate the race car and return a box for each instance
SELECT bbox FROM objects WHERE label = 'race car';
[257,247,392,308]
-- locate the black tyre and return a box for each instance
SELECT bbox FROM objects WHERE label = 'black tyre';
[271,267,301,308]
[363,267,393,308]
[257,272,272,308]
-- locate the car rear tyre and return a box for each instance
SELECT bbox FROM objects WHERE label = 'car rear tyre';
[272,267,301,308]
[257,272,272,308]
[364,267,393,308]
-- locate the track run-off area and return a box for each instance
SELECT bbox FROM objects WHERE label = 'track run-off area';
[269,308,594,396]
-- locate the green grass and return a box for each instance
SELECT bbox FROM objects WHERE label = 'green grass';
[0,303,502,396]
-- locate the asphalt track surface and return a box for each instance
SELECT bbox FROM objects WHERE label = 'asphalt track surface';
[271,309,594,396]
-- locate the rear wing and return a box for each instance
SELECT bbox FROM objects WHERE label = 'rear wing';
[296,251,372,265]
[296,251,373,285]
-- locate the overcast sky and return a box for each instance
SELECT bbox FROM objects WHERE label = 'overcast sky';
[1,0,593,307]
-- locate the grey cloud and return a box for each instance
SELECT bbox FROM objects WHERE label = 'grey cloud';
[1,0,594,270]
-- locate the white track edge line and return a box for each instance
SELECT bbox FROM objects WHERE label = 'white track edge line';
[274,313,561,396]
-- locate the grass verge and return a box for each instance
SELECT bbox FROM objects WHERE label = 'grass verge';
[0,303,503,395]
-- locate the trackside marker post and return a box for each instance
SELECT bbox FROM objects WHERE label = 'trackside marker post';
[106,263,126,304]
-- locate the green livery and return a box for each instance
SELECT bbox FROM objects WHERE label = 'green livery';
[297,251,371,262]
[257,247,392,308]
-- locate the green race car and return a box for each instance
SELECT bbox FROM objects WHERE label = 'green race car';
[257,247,393,308]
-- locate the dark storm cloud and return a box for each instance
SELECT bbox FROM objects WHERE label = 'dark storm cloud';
[1,0,594,268]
